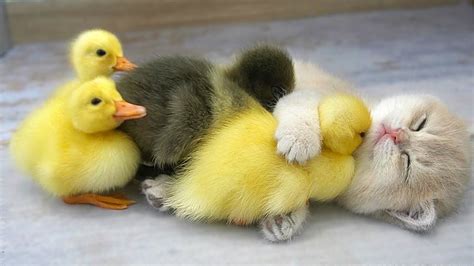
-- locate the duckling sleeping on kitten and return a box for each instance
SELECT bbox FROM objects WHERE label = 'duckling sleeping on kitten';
[143,61,470,242]
[142,93,370,227]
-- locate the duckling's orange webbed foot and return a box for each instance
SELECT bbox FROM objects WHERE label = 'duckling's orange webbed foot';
[62,193,135,210]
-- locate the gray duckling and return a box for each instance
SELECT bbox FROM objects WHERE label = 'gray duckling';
[117,45,295,168]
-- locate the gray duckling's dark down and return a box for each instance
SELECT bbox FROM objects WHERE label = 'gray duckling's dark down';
[117,45,295,168]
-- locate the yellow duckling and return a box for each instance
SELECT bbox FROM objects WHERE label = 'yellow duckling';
[10,77,146,210]
[54,29,136,98]
[164,93,371,224]
[71,29,136,81]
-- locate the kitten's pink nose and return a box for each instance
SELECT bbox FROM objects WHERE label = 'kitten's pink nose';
[376,124,404,144]
[385,128,402,144]
[388,130,401,144]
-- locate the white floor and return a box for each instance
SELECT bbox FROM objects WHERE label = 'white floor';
[1,3,473,265]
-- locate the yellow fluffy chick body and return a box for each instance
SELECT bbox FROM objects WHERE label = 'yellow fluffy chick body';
[166,94,371,224]
[10,78,141,197]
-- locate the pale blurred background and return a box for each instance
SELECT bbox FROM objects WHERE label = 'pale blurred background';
[0,0,473,265]
[1,0,464,45]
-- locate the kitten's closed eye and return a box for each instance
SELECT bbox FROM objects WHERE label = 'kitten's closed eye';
[410,114,427,131]
[401,152,411,181]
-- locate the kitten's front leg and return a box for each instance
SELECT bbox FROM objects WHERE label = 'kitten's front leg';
[260,205,309,242]
[274,90,323,164]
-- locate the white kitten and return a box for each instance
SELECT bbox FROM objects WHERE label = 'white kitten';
[339,94,470,230]
[265,61,471,241]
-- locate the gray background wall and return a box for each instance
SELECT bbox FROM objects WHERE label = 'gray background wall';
[0,2,11,55]
[5,0,459,44]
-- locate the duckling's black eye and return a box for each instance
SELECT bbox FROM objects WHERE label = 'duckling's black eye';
[360,132,366,138]
[96,49,107,57]
[91,98,102,105]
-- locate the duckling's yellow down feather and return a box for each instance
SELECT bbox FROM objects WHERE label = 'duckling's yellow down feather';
[166,94,370,224]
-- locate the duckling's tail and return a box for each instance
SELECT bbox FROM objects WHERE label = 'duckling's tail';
[225,45,295,111]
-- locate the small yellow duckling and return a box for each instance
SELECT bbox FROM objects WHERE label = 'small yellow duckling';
[71,29,136,81]
[318,93,371,155]
[10,77,146,209]
[54,29,136,98]
[162,93,370,223]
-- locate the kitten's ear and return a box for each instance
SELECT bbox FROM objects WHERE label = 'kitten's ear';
[385,200,437,232]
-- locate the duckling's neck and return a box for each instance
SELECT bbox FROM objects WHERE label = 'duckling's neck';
[67,121,116,140]
[77,72,98,83]
[63,113,115,138]
[70,123,117,138]
[76,68,112,82]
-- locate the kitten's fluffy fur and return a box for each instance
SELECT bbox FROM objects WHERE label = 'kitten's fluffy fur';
[273,61,471,237]
[340,94,470,230]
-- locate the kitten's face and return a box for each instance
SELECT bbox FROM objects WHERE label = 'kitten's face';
[338,95,470,229]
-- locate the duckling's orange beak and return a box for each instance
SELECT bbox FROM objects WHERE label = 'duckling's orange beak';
[114,101,146,121]
[113,57,137,72]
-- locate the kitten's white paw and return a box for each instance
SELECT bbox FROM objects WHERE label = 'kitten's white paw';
[260,207,308,242]
[261,215,296,242]
[141,175,170,212]
[275,124,321,164]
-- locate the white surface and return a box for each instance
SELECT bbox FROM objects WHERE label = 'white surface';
[1,3,473,264]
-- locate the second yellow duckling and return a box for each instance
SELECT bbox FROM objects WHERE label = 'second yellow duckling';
[10,77,146,209]
[71,29,136,81]
[158,93,370,224]
[54,29,137,99]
